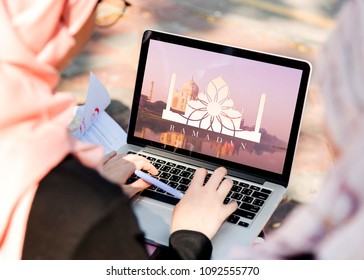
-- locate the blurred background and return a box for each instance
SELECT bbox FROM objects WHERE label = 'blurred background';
[57,0,344,232]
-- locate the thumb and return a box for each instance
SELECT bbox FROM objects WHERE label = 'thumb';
[222,201,238,220]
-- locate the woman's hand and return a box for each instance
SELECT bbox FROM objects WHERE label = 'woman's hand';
[101,151,158,198]
[171,167,238,240]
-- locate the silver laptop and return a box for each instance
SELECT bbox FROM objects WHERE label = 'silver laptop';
[118,30,311,259]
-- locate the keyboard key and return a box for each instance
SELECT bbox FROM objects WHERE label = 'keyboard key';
[160,166,171,172]
[176,165,187,170]
[227,215,240,224]
[231,185,242,192]
[261,188,272,194]
[140,189,179,205]
[159,172,171,179]
[253,199,265,206]
[233,209,256,220]
[186,167,196,173]
[231,193,243,200]
[238,221,249,227]
[177,184,188,192]
[166,162,176,167]
[169,175,180,182]
[252,191,269,200]
[156,159,166,164]
[153,163,162,169]
[241,188,253,195]
[156,188,166,194]
[242,196,254,203]
[179,178,191,185]
[239,182,250,188]
[250,186,261,191]
[169,182,179,188]
[180,171,192,178]
[170,168,181,175]
[204,173,212,183]
[127,151,136,154]
[239,203,260,213]
[223,198,231,204]
[147,156,156,161]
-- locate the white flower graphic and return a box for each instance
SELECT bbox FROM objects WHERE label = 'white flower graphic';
[183,76,242,135]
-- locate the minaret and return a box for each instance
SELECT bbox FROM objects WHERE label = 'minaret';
[148,81,154,101]
[166,73,176,111]
[254,93,266,133]
[240,107,245,129]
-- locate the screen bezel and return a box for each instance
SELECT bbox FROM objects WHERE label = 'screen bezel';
[127,30,311,186]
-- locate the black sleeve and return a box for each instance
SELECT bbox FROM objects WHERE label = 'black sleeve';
[22,155,148,260]
[152,230,212,260]
[71,199,148,260]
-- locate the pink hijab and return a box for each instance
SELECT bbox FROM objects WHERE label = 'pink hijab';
[0,0,101,259]
[230,0,364,259]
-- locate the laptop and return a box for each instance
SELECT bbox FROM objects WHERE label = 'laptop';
[118,29,311,259]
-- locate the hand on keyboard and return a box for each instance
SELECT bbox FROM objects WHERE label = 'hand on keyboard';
[101,151,158,198]
[171,167,238,240]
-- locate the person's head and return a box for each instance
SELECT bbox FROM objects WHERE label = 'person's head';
[1,0,131,85]
[0,0,100,87]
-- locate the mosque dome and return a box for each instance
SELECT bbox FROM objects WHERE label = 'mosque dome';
[182,78,199,100]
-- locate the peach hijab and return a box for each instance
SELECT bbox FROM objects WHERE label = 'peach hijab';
[0,0,101,259]
[230,0,364,259]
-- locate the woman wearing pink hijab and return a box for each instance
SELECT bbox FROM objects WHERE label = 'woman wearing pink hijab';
[0,0,237,259]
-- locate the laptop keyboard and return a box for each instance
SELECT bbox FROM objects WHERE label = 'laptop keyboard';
[127,152,272,228]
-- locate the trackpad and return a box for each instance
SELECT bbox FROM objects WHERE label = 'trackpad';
[133,198,173,247]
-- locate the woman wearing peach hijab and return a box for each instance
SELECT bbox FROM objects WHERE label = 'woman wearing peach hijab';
[0,0,101,259]
[230,0,364,259]
[0,0,236,259]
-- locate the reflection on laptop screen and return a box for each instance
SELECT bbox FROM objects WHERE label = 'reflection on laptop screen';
[134,39,303,175]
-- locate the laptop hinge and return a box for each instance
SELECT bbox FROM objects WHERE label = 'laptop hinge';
[143,146,265,185]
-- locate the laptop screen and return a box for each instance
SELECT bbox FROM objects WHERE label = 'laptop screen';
[128,30,311,184]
